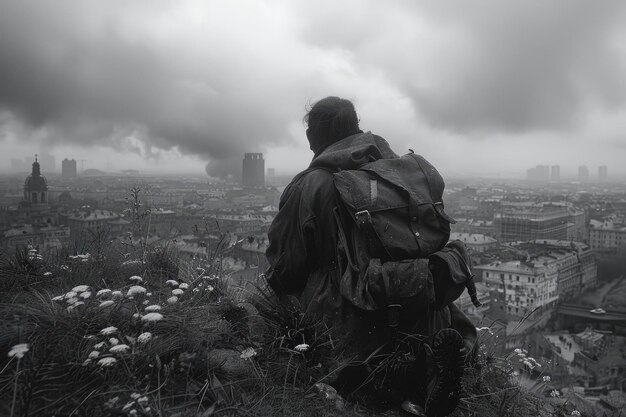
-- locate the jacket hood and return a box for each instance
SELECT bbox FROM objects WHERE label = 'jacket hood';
[309,131,398,171]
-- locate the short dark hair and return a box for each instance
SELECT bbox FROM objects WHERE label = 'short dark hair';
[304,97,360,149]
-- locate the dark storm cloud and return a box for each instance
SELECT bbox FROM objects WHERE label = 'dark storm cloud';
[297,0,626,135]
[411,1,626,134]
[0,0,310,176]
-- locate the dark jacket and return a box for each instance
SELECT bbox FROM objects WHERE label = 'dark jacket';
[265,132,473,357]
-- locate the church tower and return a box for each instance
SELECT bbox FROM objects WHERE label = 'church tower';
[24,156,49,204]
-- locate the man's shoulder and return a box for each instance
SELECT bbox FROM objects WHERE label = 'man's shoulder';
[290,167,335,188]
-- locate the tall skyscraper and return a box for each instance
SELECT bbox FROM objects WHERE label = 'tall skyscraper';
[550,165,560,181]
[242,153,265,187]
[598,165,608,181]
[62,158,78,179]
[578,165,589,181]
[536,165,550,181]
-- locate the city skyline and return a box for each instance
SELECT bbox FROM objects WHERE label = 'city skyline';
[1,1,626,179]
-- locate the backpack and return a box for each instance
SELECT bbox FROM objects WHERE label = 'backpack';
[329,151,480,327]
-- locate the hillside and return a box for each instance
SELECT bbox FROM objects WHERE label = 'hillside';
[0,235,598,417]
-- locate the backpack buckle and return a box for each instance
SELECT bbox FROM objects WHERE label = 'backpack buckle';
[387,303,402,328]
[355,210,372,227]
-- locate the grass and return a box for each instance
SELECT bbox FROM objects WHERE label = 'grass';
[0,230,610,416]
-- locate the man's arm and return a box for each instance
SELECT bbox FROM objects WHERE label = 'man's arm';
[265,183,316,295]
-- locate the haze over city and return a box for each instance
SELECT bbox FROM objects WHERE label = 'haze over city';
[1,0,626,179]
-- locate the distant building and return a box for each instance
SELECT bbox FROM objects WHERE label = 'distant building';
[449,232,498,252]
[527,165,550,182]
[242,153,265,187]
[60,208,121,236]
[477,259,559,319]
[494,202,569,242]
[551,165,560,181]
[589,220,626,255]
[24,156,49,205]
[598,165,608,182]
[266,167,275,184]
[476,240,596,316]
[0,157,68,252]
[62,158,78,179]
[578,165,589,182]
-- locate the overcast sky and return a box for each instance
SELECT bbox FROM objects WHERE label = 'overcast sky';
[1,0,625,179]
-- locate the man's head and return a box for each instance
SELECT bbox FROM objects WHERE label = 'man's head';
[304,96,361,153]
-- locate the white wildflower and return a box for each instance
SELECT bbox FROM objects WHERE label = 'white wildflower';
[144,305,161,312]
[100,326,118,335]
[109,338,119,345]
[132,313,141,319]
[43,271,52,277]
[96,289,112,298]
[8,343,29,359]
[207,285,215,292]
[514,348,523,355]
[60,265,70,271]
[137,396,148,405]
[167,296,178,304]
[80,291,92,299]
[542,375,551,382]
[171,289,184,296]
[97,357,117,367]
[137,332,153,344]
[130,393,141,400]
[72,285,90,292]
[178,283,189,289]
[294,344,310,352]
[142,300,150,305]
[146,292,152,297]
[99,300,115,308]
[126,286,147,297]
[141,313,164,322]
[109,344,130,353]
[193,288,200,293]
[94,341,106,349]
[88,351,100,359]
[129,275,143,283]
[64,291,78,299]
[571,411,581,417]
[165,280,178,287]
[111,291,124,300]
[52,295,64,302]
[240,347,257,360]
[550,389,561,398]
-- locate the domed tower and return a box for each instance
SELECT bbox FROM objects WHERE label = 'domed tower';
[24,155,49,204]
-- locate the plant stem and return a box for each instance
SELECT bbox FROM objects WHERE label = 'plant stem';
[10,358,20,417]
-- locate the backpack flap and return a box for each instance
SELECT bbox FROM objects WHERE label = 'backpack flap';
[333,153,453,260]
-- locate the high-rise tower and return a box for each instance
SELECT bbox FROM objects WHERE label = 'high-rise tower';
[62,158,78,179]
[242,153,265,187]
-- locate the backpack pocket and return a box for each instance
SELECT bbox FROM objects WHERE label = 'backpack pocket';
[338,257,435,312]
